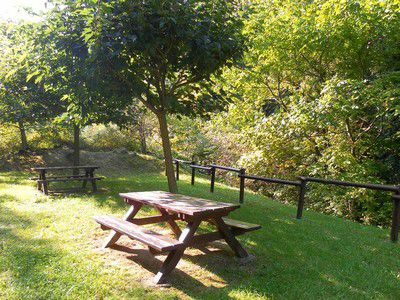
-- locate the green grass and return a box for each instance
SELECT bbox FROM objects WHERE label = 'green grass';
[0,169,399,299]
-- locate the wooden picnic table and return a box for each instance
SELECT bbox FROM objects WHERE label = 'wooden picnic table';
[31,165,102,195]
[94,191,261,284]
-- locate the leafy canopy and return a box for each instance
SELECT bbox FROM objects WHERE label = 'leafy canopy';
[85,0,245,116]
[0,22,59,126]
[30,1,128,127]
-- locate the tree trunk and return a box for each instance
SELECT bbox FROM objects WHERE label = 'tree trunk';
[138,118,147,154]
[18,120,29,152]
[156,111,178,193]
[73,124,80,175]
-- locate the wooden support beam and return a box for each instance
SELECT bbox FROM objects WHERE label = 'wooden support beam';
[103,203,142,248]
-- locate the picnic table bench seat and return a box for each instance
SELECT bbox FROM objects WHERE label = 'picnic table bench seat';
[30,175,97,180]
[36,177,103,183]
[94,215,183,252]
[222,218,261,235]
[94,215,260,252]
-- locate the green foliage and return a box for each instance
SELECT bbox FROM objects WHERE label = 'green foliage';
[0,22,60,128]
[81,124,140,151]
[30,1,127,128]
[170,116,216,161]
[87,0,245,117]
[80,0,246,192]
[1,0,399,226]
[0,125,21,157]
[204,0,400,225]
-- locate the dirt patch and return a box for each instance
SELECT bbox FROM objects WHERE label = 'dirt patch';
[91,225,256,295]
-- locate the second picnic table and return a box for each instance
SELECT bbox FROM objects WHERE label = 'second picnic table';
[31,165,102,195]
[95,191,261,284]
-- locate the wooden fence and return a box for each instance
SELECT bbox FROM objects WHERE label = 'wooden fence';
[172,158,400,242]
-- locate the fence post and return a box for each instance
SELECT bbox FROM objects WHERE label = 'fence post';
[210,166,216,193]
[191,161,195,185]
[175,160,179,181]
[296,177,307,219]
[390,192,400,242]
[239,168,246,203]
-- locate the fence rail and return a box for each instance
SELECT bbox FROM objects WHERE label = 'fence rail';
[171,158,400,242]
[240,174,301,186]
[209,164,242,173]
[302,176,400,192]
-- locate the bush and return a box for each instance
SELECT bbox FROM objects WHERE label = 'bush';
[81,124,140,151]
[0,124,20,156]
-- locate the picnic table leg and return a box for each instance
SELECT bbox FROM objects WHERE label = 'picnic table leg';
[42,182,49,195]
[154,219,201,284]
[37,170,42,191]
[103,203,142,248]
[82,169,90,188]
[89,169,97,192]
[213,217,248,258]
[147,208,181,255]
[41,170,48,195]
[37,170,46,191]
[157,208,181,237]
[92,180,97,193]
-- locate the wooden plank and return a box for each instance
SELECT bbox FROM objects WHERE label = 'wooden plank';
[120,191,239,216]
[103,204,142,248]
[37,177,102,183]
[94,215,183,252]
[101,219,246,247]
[31,166,99,171]
[222,218,261,232]
[31,175,89,180]
[129,214,179,225]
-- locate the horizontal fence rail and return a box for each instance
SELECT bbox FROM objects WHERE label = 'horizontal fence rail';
[302,177,400,192]
[240,174,301,186]
[189,165,212,171]
[209,164,242,173]
[174,159,192,164]
[171,158,400,242]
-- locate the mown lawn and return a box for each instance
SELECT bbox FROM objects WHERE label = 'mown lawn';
[0,169,399,299]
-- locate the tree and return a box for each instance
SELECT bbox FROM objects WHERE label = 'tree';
[83,0,245,192]
[30,2,128,168]
[0,22,59,152]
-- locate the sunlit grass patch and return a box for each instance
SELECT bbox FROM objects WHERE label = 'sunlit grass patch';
[0,170,399,299]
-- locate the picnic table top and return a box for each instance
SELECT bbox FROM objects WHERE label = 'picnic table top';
[32,166,99,171]
[119,191,240,217]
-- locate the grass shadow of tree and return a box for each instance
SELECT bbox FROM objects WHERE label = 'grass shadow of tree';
[0,194,108,299]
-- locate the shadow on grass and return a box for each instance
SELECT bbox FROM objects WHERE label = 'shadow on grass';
[0,194,108,299]
[0,195,63,299]
[0,171,31,185]
[2,170,400,298]
[110,245,225,292]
